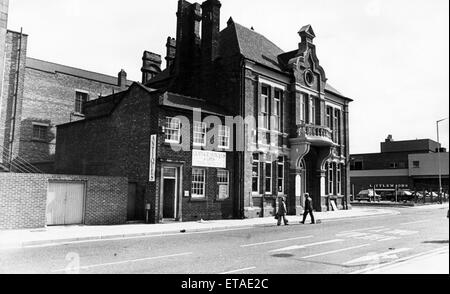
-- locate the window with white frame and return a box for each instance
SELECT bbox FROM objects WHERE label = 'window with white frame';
[328,162,334,195]
[217,170,230,200]
[252,153,260,193]
[218,125,230,149]
[273,89,282,132]
[277,157,284,194]
[193,121,207,147]
[265,160,272,194]
[261,86,270,129]
[326,107,332,129]
[309,97,316,125]
[337,164,342,195]
[191,169,206,198]
[301,94,307,123]
[334,109,341,144]
[165,117,181,143]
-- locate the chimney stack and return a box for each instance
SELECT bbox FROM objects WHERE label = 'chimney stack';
[118,69,127,89]
[141,51,162,84]
[201,0,221,63]
[200,0,221,100]
[172,0,202,97]
[385,135,394,142]
[165,37,176,70]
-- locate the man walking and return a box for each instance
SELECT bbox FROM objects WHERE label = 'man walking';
[277,197,289,226]
[300,193,315,224]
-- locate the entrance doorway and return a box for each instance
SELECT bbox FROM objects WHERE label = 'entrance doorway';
[162,167,178,220]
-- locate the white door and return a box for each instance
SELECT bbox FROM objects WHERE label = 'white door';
[47,182,85,225]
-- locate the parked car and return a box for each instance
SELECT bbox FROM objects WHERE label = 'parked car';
[355,190,381,202]
[397,189,414,202]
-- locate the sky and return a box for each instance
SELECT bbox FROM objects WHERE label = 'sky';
[7,0,450,154]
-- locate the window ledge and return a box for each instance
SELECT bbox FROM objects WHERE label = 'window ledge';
[164,141,182,146]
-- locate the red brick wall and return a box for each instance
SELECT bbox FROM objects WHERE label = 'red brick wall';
[0,173,128,230]
[155,108,236,222]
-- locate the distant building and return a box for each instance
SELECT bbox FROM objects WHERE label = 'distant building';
[0,0,133,172]
[56,0,354,223]
[350,135,449,195]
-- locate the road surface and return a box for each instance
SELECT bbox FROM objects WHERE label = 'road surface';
[0,206,448,274]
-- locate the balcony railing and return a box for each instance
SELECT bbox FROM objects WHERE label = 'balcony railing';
[295,124,335,146]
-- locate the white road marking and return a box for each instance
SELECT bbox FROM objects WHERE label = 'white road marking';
[270,239,344,253]
[19,227,255,249]
[299,244,371,259]
[338,226,385,234]
[350,246,449,274]
[241,236,314,248]
[383,229,418,236]
[220,267,256,274]
[344,248,411,265]
[51,252,193,272]
[400,220,430,226]
[377,237,400,242]
[369,228,391,233]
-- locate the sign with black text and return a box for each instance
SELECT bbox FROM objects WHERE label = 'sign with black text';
[149,134,157,182]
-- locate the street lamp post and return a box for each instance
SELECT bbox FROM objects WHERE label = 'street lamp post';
[437,118,448,204]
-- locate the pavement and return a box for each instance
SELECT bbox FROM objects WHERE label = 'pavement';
[351,201,416,207]
[0,206,402,250]
[354,246,449,274]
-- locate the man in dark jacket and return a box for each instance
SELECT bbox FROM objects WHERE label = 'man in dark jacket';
[277,197,289,226]
[300,193,315,224]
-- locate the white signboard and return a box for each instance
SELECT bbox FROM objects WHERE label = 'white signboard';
[149,135,157,182]
[218,185,229,200]
[192,150,226,169]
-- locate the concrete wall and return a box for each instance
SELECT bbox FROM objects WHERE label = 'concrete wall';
[0,173,128,230]
[409,153,449,177]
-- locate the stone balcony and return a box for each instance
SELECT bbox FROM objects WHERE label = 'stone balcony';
[293,124,336,147]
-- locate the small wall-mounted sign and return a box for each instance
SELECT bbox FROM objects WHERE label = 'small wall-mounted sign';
[184,191,190,197]
[149,135,157,182]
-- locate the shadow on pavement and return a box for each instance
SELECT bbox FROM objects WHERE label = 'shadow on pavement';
[422,240,449,244]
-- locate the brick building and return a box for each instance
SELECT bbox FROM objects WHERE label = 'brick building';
[0,0,132,173]
[350,135,449,196]
[56,0,354,223]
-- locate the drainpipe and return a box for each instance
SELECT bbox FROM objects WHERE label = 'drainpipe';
[8,27,23,169]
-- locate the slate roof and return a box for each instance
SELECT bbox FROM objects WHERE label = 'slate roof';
[231,22,285,72]
[26,57,134,87]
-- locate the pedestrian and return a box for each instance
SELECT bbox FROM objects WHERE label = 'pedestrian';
[300,193,315,224]
[277,197,289,226]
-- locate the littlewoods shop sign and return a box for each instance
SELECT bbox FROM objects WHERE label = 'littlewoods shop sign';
[192,150,226,169]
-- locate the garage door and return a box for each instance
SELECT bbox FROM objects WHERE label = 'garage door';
[46,182,85,226]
